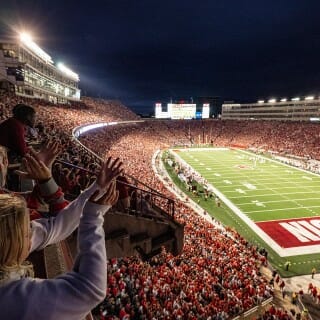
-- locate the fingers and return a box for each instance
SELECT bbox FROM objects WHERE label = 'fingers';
[89,190,100,203]
[105,156,113,169]
[111,158,123,173]
[31,140,61,164]
[14,169,30,179]
[90,181,119,206]
[28,146,38,158]
[20,154,51,181]
[24,155,41,178]
[107,157,123,178]
[97,156,124,188]
[90,182,114,203]
[97,181,115,203]
[48,140,61,155]
[102,182,119,205]
[25,154,46,171]
[44,140,61,159]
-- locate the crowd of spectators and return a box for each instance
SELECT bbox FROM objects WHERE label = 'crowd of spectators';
[80,122,296,319]
[1,91,316,319]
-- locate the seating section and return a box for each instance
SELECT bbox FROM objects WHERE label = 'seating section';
[2,92,312,319]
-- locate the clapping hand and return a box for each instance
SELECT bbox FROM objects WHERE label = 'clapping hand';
[15,154,51,182]
[89,181,119,207]
[96,157,123,189]
[30,140,61,168]
[89,157,123,206]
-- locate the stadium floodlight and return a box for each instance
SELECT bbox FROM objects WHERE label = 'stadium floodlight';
[305,96,314,100]
[57,62,79,81]
[268,99,276,103]
[257,100,264,104]
[19,32,53,64]
[291,97,300,101]
[20,32,32,43]
[280,98,287,102]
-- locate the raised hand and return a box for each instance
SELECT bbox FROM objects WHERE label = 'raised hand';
[30,140,61,168]
[15,154,51,182]
[96,157,123,189]
[89,181,119,207]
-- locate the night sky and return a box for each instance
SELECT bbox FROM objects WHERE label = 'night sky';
[1,1,320,113]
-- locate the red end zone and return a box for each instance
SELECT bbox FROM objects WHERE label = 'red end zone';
[256,217,320,248]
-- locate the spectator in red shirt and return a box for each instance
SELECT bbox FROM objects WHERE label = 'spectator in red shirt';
[0,103,36,160]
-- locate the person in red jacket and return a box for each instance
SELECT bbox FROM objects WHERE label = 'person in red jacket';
[0,103,36,159]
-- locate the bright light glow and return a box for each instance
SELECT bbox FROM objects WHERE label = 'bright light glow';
[202,104,210,118]
[19,32,53,64]
[20,33,32,43]
[75,122,118,137]
[310,117,320,122]
[268,99,276,103]
[291,97,300,101]
[305,96,314,100]
[280,98,287,102]
[169,103,196,120]
[57,63,79,81]
[258,100,264,104]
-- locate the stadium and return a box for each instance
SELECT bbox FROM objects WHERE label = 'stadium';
[0,32,319,320]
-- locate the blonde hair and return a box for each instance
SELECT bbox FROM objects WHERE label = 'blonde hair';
[0,145,7,159]
[0,146,8,187]
[0,194,34,280]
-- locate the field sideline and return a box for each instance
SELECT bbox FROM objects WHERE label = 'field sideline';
[170,148,320,274]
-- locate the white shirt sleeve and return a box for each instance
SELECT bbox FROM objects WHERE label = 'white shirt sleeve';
[30,182,99,252]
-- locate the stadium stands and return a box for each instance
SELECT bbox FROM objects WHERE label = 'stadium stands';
[2,91,314,319]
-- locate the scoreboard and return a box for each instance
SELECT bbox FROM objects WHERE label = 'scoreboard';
[155,103,210,119]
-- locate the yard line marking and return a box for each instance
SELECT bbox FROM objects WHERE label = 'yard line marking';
[237,197,320,205]
[243,205,320,214]
[221,185,320,191]
[257,215,320,223]
[228,191,320,198]
[251,200,266,207]
[214,175,320,181]
[236,188,246,194]
[242,182,257,190]
[204,172,320,180]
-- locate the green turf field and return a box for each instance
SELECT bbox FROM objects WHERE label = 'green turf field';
[168,148,320,276]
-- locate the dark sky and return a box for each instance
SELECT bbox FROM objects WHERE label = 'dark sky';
[1,1,320,111]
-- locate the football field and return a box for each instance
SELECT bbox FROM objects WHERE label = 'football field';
[172,148,320,266]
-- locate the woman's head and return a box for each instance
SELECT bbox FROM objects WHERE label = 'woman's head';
[0,194,30,269]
